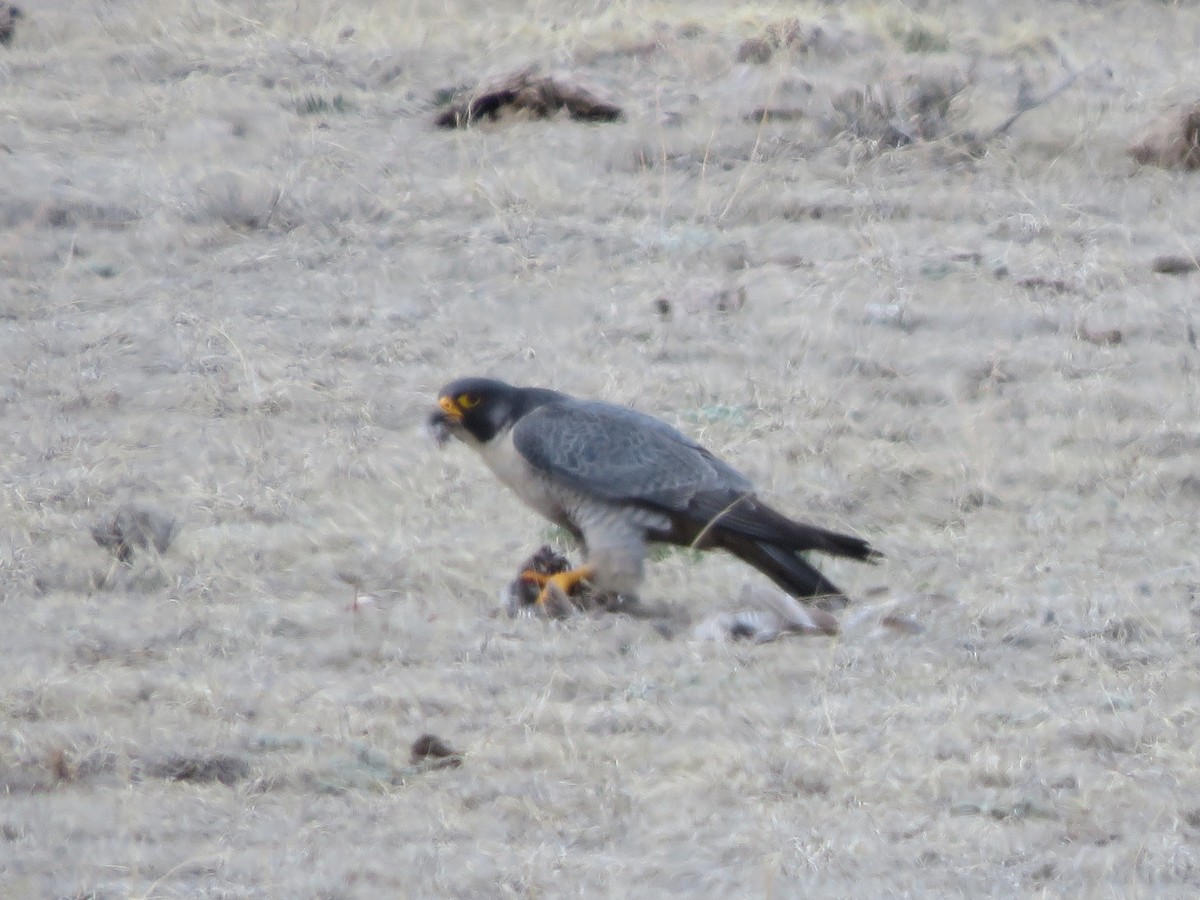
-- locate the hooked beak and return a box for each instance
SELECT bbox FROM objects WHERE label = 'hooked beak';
[438,395,464,421]
[428,396,462,447]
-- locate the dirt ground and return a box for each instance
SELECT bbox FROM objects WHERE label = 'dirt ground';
[3,1,1200,897]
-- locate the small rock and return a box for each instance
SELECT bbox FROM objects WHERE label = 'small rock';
[1129,99,1200,170]
[434,67,622,128]
[0,5,21,47]
[47,748,73,782]
[1078,326,1122,346]
[863,302,912,330]
[881,613,925,635]
[411,734,462,769]
[1152,254,1199,275]
[736,38,774,65]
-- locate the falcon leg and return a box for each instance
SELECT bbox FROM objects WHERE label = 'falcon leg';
[519,564,596,605]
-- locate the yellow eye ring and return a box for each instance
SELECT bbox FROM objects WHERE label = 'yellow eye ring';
[458,393,480,409]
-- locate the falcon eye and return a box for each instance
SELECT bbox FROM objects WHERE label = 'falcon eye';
[458,393,481,409]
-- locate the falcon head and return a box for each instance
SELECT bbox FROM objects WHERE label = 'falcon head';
[429,377,524,446]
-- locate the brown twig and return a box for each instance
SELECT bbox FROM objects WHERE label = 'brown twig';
[985,60,1108,141]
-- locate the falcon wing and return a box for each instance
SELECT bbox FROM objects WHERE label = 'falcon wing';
[511,397,754,515]
[512,398,874,559]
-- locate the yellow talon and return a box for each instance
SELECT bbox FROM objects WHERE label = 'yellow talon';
[520,565,595,604]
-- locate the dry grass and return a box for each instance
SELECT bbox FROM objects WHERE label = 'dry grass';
[3,0,1200,896]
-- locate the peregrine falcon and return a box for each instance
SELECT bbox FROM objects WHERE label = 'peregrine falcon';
[430,377,879,608]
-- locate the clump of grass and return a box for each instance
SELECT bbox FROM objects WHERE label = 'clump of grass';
[828,68,968,148]
[295,93,354,116]
[192,171,284,230]
[892,18,950,53]
[91,504,177,564]
[141,752,251,786]
[432,84,469,107]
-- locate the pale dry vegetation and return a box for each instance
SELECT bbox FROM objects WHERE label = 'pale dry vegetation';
[3,1,1200,897]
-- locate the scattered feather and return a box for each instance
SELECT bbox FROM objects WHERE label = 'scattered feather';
[693,586,840,642]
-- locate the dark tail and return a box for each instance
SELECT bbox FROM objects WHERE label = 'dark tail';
[719,534,856,609]
[654,491,881,607]
[687,491,881,562]
[786,521,879,562]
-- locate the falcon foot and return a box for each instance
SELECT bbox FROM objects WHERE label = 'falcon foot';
[519,564,595,606]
